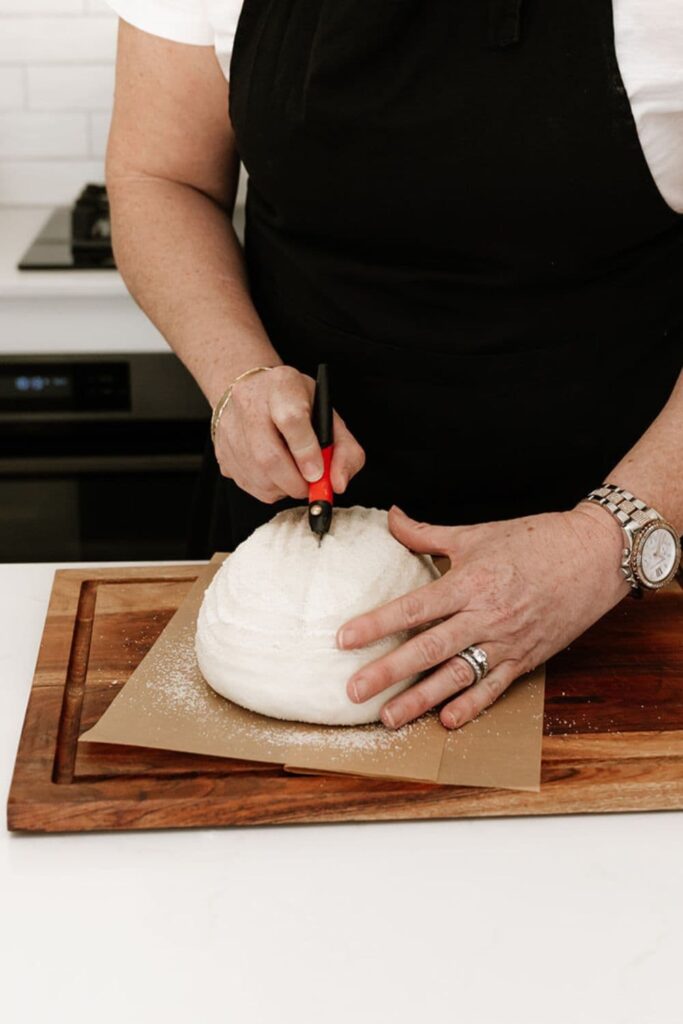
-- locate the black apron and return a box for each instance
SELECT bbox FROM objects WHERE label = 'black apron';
[190,0,683,556]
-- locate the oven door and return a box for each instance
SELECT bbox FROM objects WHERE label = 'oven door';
[0,450,203,561]
[0,354,209,562]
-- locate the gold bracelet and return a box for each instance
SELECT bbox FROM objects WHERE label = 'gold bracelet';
[210,365,274,445]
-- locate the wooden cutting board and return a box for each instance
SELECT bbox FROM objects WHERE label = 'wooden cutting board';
[7,563,683,832]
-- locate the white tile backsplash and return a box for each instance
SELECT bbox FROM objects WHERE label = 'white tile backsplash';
[0,2,84,12]
[0,111,88,157]
[27,64,115,110]
[0,16,117,63]
[0,158,105,204]
[0,67,25,111]
[89,109,111,157]
[0,6,117,203]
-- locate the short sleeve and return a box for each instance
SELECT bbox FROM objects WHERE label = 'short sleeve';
[105,0,215,46]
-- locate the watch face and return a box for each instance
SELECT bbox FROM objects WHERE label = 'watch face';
[639,527,679,585]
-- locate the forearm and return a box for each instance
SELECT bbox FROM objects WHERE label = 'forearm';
[600,370,683,533]
[107,174,282,406]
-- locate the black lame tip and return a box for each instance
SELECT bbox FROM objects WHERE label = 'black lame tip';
[308,500,332,540]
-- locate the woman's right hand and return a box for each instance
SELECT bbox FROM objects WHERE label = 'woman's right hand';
[213,365,366,504]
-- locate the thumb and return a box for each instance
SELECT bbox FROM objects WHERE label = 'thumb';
[388,505,455,555]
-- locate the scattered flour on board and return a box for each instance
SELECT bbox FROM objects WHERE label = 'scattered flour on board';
[134,624,553,758]
[139,624,435,758]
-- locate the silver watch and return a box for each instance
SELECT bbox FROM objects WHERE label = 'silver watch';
[580,484,681,595]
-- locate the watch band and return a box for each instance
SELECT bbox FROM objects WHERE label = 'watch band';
[580,483,675,595]
[583,484,659,534]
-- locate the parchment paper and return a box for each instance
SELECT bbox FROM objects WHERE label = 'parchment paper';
[80,555,545,791]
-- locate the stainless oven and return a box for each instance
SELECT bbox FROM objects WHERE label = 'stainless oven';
[0,353,209,561]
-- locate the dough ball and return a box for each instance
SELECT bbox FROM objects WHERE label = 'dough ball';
[195,505,440,725]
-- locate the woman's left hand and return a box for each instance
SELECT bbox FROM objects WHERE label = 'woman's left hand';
[337,503,631,730]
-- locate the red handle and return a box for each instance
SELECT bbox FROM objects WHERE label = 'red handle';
[308,444,334,504]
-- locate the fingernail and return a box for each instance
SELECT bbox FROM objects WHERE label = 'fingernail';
[443,712,460,729]
[337,627,356,649]
[303,461,323,483]
[349,677,366,702]
[382,707,397,729]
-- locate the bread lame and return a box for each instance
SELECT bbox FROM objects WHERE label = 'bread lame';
[308,362,334,544]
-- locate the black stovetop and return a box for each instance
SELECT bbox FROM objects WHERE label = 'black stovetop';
[18,183,115,271]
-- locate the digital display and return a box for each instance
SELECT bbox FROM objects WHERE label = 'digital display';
[0,373,74,400]
[0,361,130,413]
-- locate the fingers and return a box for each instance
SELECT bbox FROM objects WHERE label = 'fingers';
[216,366,315,501]
[330,410,366,493]
[250,421,311,501]
[219,411,305,504]
[388,505,456,555]
[439,660,519,729]
[379,652,483,730]
[216,363,367,503]
[337,574,463,649]
[268,373,323,483]
[378,646,520,731]
[345,612,480,704]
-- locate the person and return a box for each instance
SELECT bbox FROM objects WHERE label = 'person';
[104,0,683,732]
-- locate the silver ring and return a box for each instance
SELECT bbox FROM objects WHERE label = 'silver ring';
[455,645,489,684]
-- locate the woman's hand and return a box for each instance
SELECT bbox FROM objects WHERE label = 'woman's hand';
[337,503,631,730]
[214,365,365,503]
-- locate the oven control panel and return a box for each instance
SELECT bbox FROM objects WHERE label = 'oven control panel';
[0,361,129,413]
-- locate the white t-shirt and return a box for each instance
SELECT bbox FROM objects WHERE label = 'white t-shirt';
[105,0,683,214]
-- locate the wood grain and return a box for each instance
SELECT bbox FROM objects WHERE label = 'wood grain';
[7,565,683,832]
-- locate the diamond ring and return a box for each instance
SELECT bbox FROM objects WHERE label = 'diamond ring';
[455,645,489,683]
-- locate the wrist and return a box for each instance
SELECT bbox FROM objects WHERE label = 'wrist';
[606,473,683,537]
[577,483,683,596]
[201,345,284,408]
[210,364,280,444]
[566,502,631,602]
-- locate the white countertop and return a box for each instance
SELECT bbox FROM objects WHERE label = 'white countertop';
[0,205,170,354]
[0,206,127,300]
[0,204,245,355]
[2,561,682,1024]
[0,202,246,301]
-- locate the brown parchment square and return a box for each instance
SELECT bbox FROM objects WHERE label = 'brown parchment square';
[80,555,545,791]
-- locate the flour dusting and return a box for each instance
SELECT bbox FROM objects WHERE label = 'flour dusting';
[140,621,436,761]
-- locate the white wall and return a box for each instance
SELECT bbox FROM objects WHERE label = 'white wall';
[0,1,117,206]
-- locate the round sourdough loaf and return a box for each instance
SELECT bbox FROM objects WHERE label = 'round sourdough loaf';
[195,505,440,725]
